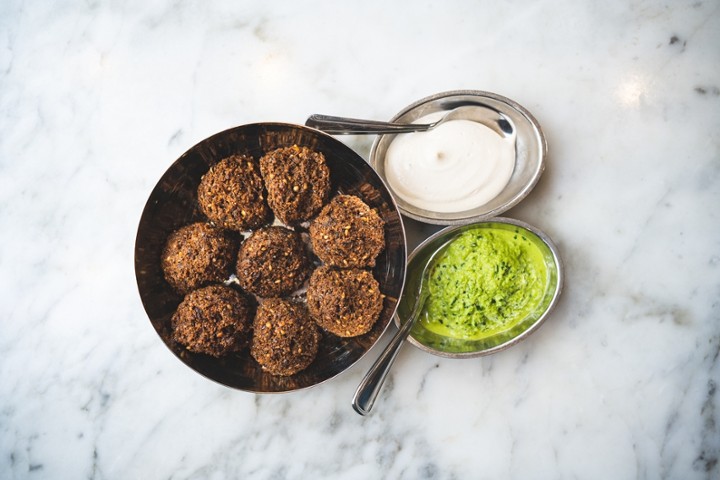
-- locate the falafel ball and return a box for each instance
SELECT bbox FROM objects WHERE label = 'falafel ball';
[251,298,320,376]
[309,195,385,268]
[306,266,383,337]
[259,145,331,225]
[197,154,272,231]
[236,226,311,297]
[161,222,238,294]
[171,285,253,357]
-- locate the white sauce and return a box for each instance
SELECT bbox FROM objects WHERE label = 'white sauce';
[384,112,515,213]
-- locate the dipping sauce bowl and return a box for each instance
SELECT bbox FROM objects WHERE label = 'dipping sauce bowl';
[370,90,547,225]
[396,217,563,358]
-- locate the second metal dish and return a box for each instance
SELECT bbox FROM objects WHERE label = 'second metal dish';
[397,217,563,358]
[369,90,547,225]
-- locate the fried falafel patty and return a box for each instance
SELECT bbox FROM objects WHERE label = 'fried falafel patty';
[171,285,253,357]
[161,222,238,294]
[236,226,311,297]
[251,298,320,376]
[309,195,385,268]
[306,266,383,337]
[259,145,331,225]
[197,154,272,231]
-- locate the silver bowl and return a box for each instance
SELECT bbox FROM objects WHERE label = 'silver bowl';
[135,123,407,392]
[369,90,547,225]
[396,217,562,358]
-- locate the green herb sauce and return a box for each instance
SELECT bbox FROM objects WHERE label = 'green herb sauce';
[421,226,548,340]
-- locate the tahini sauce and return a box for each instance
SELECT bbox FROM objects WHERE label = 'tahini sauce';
[384,112,515,213]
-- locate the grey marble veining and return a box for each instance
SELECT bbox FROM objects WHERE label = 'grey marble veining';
[0,0,719,479]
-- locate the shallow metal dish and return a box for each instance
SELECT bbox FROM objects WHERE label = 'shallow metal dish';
[135,123,407,393]
[396,217,562,358]
[369,90,547,225]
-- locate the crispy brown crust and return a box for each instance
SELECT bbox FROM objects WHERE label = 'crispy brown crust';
[251,298,320,376]
[309,195,385,268]
[198,154,272,231]
[171,285,253,357]
[161,222,239,294]
[306,266,383,337]
[259,145,331,225]
[236,226,311,297]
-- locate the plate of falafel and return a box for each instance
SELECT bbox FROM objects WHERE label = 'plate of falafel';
[135,123,406,393]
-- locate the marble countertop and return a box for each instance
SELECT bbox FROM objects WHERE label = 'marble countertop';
[1,1,718,478]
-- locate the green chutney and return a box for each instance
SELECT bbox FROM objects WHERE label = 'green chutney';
[421,226,548,340]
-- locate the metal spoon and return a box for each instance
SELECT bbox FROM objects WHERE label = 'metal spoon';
[306,106,514,137]
[352,236,456,415]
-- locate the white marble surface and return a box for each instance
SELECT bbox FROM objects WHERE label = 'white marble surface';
[1,0,719,478]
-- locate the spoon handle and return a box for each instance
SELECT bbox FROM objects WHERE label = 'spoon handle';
[306,114,431,135]
[353,284,432,415]
[351,314,417,415]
